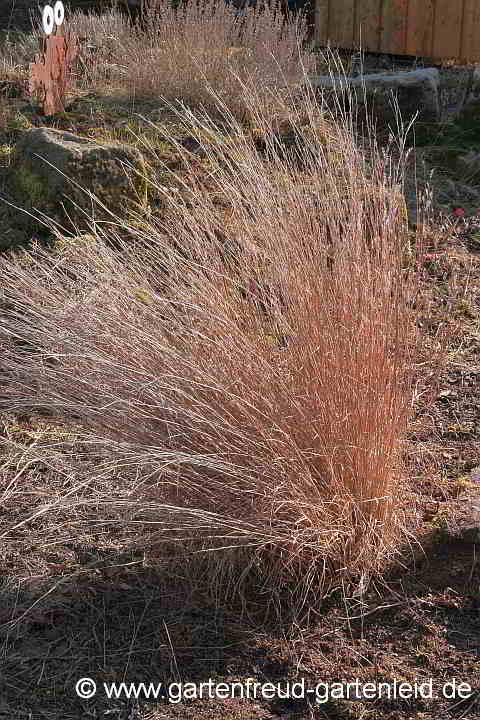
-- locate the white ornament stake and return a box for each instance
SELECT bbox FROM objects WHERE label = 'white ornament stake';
[42,4,55,35]
[53,1,65,27]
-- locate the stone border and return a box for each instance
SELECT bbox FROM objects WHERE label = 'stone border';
[309,64,480,127]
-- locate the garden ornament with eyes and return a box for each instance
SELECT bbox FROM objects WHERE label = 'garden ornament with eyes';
[29,2,77,116]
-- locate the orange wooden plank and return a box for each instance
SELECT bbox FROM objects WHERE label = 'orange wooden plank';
[355,0,383,52]
[431,0,464,59]
[405,0,435,57]
[379,0,409,54]
[328,0,356,49]
[460,0,480,62]
[315,0,330,45]
[313,0,480,62]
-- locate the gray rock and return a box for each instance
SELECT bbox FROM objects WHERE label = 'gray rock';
[456,150,480,179]
[7,126,146,232]
[454,66,480,130]
[308,68,441,128]
[467,66,480,105]
[438,66,475,123]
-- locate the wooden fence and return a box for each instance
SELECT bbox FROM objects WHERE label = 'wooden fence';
[315,0,480,63]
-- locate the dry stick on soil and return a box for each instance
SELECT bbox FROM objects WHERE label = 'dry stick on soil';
[0,75,421,619]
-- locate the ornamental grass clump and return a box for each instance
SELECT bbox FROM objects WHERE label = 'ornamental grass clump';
[0,78,418,614]
[69,0,313,121]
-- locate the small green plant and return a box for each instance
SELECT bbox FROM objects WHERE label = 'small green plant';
[7,112,32,132]
[0,142,11,165]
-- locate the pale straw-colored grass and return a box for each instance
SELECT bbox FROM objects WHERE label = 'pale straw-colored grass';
[68,0,314,122]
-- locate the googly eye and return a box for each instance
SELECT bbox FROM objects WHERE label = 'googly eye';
[42,4,54,35]
[53,1,65,26]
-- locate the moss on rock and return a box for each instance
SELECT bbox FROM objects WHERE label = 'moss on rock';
[7,126,147,235]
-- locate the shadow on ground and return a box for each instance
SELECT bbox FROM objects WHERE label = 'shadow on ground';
[0,524,478,720]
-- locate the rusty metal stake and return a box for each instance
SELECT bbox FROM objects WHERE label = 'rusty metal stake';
[29,3,77,117]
